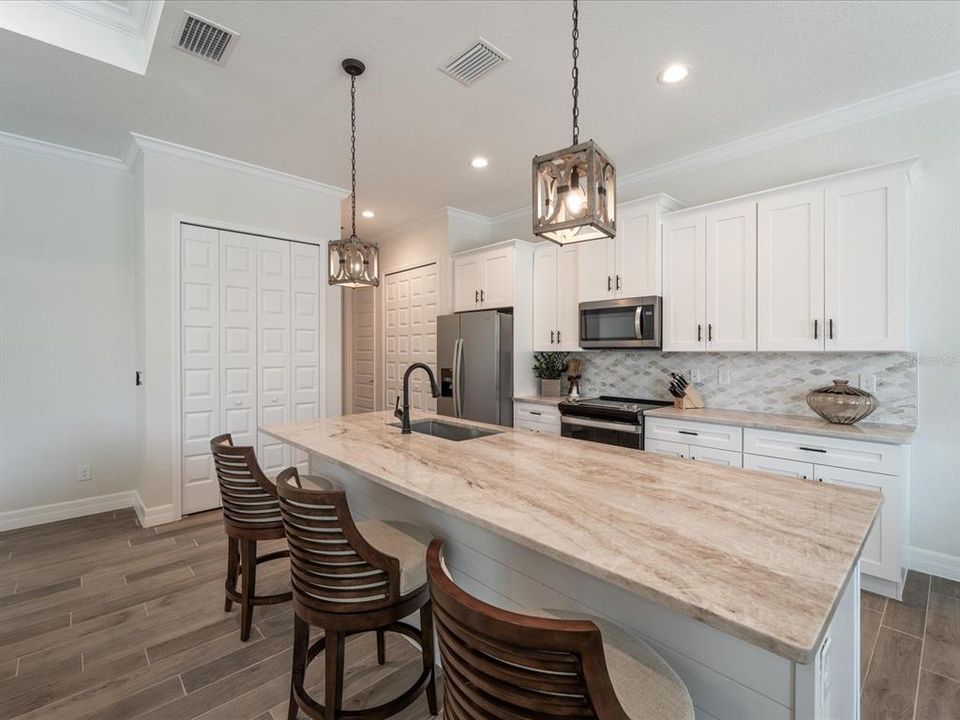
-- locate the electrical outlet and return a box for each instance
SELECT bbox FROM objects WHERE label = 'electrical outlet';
[858,373,878,393]
[78,464,92,482]
[718,368,732,386]
[690,368,702,384]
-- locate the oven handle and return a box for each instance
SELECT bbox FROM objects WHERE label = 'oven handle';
[561,416,642,434]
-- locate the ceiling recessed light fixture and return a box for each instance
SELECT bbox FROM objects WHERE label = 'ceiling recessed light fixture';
[471,157,489,169]
[361,210,375,218]
[658,63,690,85]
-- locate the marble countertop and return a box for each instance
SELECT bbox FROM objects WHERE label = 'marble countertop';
[514,395,564,407]
[645,406,915,445]
[262,411,880,663]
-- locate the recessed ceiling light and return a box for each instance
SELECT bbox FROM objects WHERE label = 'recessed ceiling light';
[471,157,489,169]
[657,63,690,85]
[361,210,375,218]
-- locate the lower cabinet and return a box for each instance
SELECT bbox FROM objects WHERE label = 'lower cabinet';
[514,401,561,436]
[645,439,743,467]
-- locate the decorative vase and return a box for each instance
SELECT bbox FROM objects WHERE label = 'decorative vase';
[540,378,561,397]
[805,380,878,425]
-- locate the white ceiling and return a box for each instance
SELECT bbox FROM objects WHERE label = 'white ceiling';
[1,0,958,233]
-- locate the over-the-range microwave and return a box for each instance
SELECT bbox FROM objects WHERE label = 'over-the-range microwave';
[579,296,662,349]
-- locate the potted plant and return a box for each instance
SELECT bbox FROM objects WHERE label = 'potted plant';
[533,352,568,397]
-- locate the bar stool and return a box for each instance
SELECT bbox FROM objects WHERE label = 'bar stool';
[210,433,295,642]
[276,467,438,720]
[426,539,695,720]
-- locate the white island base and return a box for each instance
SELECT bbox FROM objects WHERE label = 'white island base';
[309,454,862,720]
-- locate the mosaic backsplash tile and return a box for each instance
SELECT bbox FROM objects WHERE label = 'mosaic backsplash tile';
[575,351,918,426]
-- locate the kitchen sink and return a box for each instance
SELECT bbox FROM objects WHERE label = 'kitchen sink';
[390,419,502,442]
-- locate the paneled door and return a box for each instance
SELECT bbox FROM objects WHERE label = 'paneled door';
[351,286,376,412]
[532,243,558,350]
[181,225,221,514]
[705,202,757,351]
[290,242,321,473]
[384,263,438,412]
[662,214,706,352]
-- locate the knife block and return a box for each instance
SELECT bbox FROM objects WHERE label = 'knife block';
[675,385,705,409]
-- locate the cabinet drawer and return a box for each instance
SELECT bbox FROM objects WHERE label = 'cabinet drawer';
[515,417,560,436]
[744,453,814,480]
[514,403,560,423]
[644,418,742,452]
[644,439,688,458]
[690,446,743,468]
[743,428,901,475]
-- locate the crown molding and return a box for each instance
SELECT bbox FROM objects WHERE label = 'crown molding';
[0,131,128,173]
[490,206,529,225]
[126,134,349,199]
[446,206,494,225]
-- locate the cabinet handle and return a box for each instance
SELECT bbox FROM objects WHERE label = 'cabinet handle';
[802,475,808,480]
[607,276,612,291]
[814,319,819,340]
[697,324,702,342]
[708,324,713,342]
[550,330,555,344]
[616,275,621,290]
[557,330,561,344]
[480,289,485,302]
[530,410,542,416]
[799,446,827,453]
[678,430,699,436]
[829,318,834,340]
[475,290,479,303]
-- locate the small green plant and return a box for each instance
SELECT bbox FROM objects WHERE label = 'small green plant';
[532,352,568,380]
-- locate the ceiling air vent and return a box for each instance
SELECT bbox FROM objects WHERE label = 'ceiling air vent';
[172,12,238,65]
[440,38,509,86]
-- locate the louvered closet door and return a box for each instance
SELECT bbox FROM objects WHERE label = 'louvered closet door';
[181,224,221,514]
[256,237,292,477]
[220,231,258,453]
[290,243,321,473]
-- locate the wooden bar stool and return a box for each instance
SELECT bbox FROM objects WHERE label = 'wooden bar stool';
[276,468,438,720]
[210,433,294,642]
[426,539,695,720]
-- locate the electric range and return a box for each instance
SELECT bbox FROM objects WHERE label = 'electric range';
[557,396,672,450]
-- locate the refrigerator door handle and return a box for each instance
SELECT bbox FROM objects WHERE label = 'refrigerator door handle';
[455,338,465,418]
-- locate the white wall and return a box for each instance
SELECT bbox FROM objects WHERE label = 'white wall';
[135,147,345,513]
[0,145,137,515]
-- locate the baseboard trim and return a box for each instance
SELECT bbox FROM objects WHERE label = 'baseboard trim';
[133,493,178,528]
[909,546,960,583]
[0,491,139,532]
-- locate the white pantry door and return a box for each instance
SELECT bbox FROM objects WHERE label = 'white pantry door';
[351,286,376,412]
[384,263,438,412]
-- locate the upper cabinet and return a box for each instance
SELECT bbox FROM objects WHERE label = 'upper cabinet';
[662,213,706,352]
[579,195,682,303]
[453,244,516,312]
[533,243,579,351]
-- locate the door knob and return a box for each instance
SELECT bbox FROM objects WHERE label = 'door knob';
[271,396,278,402]
[235,400,242,406]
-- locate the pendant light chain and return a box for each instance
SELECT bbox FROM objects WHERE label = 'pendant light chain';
[350,73,358,239]
[571,0,580,146]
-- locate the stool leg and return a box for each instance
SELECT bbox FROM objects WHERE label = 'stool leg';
[288,614,309,720]
[420,601,439,715]
[376,628,386,665]
[224,536,239,612]
[240,539,257,642]
[325,630,345,720]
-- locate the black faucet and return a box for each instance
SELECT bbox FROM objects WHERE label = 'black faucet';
[394,363,441,433]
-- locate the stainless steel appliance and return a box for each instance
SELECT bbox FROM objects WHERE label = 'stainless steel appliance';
[437,310,513,426]
[579,296,662,349]
[558,396,672,449]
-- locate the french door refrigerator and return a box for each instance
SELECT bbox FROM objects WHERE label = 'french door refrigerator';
[437,310,513,426]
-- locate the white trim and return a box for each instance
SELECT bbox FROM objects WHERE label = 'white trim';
[0,130,128,173]
[621,192,686,212]
[909,546,960,583]
[133,493,177,528]
[490,206,530,225]
[449,237,535,258]
[445,206,493,225]
[127,134,348,198]
[368,207,450,243]
[0,491,139,532]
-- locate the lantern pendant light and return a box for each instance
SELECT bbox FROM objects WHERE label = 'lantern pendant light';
[328,58,380,288]
[532,0,616,245]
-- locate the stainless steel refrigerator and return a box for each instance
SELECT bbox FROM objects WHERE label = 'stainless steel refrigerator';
[437,310,513,426]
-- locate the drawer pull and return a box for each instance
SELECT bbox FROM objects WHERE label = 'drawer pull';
[799,446,827,453]
[529,411,542,416]
[678,430,699,436]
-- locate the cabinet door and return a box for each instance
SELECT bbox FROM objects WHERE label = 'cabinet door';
[690,446,743,468]
[662,214,706,352]
[644,439,689,458]
[453,256,481,312]
[824,174,908,351]
[617,205,659,297]
[743,453,814,480]
[577,237,615,302]
[706,202,757,351]
[533,244,559,351]
[556,245,580,349]
[757,189,824,351]
[481,247,514,308]
[817,465,899,583]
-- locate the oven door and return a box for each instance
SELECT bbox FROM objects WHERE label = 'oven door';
[579,296,661,349]
[560,416,642,449]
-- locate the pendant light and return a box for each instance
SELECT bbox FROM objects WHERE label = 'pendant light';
[532,0,616,245]
[328,58,380,288]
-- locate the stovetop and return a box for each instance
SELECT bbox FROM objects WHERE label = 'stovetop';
[558,396,672,423]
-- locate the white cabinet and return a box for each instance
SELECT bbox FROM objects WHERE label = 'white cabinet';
[533,243,579,350]
[743,453,814,480]
[662,201,756,352]
[579,195,682,303]
[824,172,908,351]
[757,189,825,351]
[453,244,516,311]
[645,438,689,459]
[514,401,561,436]
[645,416,742,452]
[645,427,743,468]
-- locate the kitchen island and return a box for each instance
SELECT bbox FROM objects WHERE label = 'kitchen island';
[262,411,881,720]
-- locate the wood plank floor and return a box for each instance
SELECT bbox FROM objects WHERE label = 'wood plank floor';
[861,570,960,720]
[0,509,438,720]
[3,510,960,719]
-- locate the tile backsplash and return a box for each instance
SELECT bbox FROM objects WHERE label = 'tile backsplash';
[575,351,918,426]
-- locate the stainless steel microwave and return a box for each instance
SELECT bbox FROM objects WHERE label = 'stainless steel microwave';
[579,296,662,349]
